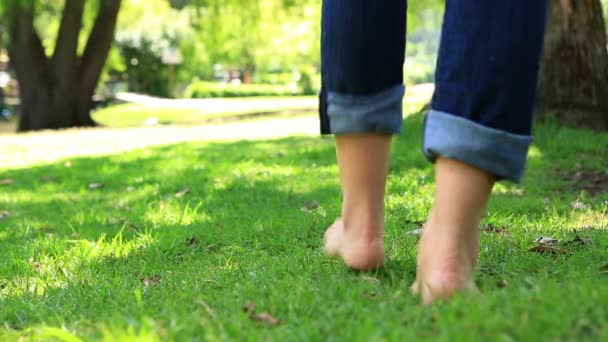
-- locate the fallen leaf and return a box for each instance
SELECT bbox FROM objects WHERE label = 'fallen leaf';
[529,245,563,254]
[185,235,199,246]
[484,224,508,235]
[406,228,424,236]
[361,291,378,299]
[513,188,525,196]
[242,301,256,313]
[141,275,163,288]
[127,222,140,230]
[497,279,509,288]
[301,200,320,212]
[250,312,282,326]
[571,200,588,211]
[534,236,558,246]
[405,219,425,227]
[0,179,13,185]
[205,243,218,252]
[563,232,590,246]
[88,183,104,190]
[0,211,10,220]
[175,187,191,198]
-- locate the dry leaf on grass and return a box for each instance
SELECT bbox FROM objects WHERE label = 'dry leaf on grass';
[496,279,509,288]
[88,183,104,190]
[250,312,282,326]
[301,200,320,212]
[0,179,13,185]
[484,224,508,235]
[529,245,563,254]
[361,291,378,299]
[141,275,163,288]
[406,228,424,236]
[563,232,590,246]
[0,211,10,220]
[175,187,191,198]
[185,235,199,246]
[533,236,559,246]
[242,301,282,326]
[242,301,256,313]
[571,199,588,211]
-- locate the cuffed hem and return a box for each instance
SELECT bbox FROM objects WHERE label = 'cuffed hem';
[423,110,532,183]
[327,85,405,135]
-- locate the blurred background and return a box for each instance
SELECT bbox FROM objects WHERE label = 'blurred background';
[0,0,607,132]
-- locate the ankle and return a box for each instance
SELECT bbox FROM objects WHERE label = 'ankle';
[341,210,384,240]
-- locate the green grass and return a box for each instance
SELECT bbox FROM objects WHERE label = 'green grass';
[0,114,607,341]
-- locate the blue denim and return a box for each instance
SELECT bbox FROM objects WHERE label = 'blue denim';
[320,0,548,182]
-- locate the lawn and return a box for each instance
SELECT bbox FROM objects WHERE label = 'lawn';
[0,113,607,341]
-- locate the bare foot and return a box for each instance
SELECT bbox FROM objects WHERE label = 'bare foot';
[410,216,478,305]
[323,218,385,271]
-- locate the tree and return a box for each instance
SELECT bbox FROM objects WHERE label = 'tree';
[5,0,122,131]
[536,0,608,130]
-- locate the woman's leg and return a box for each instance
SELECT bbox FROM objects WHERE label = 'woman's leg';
[320,0,407,270]
[413,0,549,304]
[324,134,391,270]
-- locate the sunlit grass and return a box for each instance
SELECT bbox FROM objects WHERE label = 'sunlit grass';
[0,110,607,340]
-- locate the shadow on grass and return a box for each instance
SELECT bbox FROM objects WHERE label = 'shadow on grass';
[0,114,606,335]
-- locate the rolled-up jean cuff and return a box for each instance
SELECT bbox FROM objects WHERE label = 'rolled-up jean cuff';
[327,85,405,135]
[423,110,532,183]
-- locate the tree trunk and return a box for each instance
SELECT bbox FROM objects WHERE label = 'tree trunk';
[7,0,122,132]
[536,0,608,130]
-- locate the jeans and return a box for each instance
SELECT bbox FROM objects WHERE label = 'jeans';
[319,0,548,182]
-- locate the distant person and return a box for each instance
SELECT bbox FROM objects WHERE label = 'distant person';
[319,1,548,304]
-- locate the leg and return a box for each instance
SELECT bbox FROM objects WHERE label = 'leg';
[411,158,494,304]
[319,0,407,270]
[414,0,548,303]
[324,134,391,270]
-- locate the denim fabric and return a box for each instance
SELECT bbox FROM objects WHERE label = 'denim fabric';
[319,0,407,134]
[319,0,548,183]
[328,85,405,134]
[424,111,532,182]
[432,0,548,135]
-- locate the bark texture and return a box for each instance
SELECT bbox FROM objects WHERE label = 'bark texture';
[536,0,608,130]
[7,0,122,131]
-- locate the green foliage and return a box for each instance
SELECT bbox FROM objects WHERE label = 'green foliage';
[107,0,193,96]
[116,37,169,97]
[185,81,300,98]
